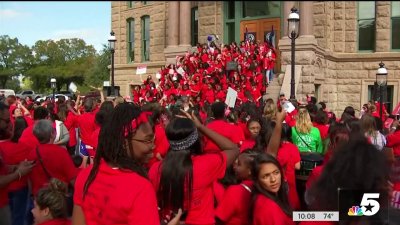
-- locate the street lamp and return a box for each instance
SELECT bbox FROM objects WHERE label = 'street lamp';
[108,31,116,96]
[288,7,300,101]
[376,61,388,122]
[50,78,56,103]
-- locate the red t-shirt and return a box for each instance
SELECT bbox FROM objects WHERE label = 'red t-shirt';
[0,141,32,192]
[64,112,78,147]
[19,124,39,147]
[386,130,400,157]
[0,156,8,207]
[147,124,170,168]
[28,143,78,195]
[74,160,160,225]
[149,152,227,225]
[37,219,71,225]
[213,181,225,206]
[77,111,98,145]
[204,120,242,153]
[277,142,301,210]
[240,139,255,153]
[252,194,295,225]
[313,122,329,140]
[215,180,253,225]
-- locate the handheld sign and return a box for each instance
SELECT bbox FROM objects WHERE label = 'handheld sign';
[225,87,238,108]
[68,82,77,93]
[283,101,295,113]
[136,66,147,75]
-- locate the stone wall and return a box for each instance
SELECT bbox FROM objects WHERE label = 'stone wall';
[198,2,223,44]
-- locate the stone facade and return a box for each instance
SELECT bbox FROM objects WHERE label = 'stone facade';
[111,1,400,116]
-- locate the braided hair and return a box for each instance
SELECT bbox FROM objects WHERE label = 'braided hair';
[83,102,149,198]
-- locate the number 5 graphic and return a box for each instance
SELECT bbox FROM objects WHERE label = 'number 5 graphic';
[360,193,380,216]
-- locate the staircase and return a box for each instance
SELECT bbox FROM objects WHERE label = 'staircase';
[263,65,303,101]
[263,74,283,101]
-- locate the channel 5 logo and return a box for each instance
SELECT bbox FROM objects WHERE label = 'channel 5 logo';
[339,189,388,222]
[347,193,380,216]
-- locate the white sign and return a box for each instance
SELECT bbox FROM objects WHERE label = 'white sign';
[177,67,185,75]
[225,87,238,108]
[136,66,147,75]
[68,82,77,93]
[103,81,110,87]
[282,101,295,113]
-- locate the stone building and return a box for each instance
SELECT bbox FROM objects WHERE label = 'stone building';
[111,1,400,115]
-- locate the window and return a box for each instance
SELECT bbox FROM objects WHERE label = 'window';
[191,7,198,46]
[141,16,150,61]
[392,1,400,49]
[242,1,280,18]
[127,18,135,62]
[358,2,375,51]
[224,1,236,43]
[127,1,133,8]
[368,84,394,112]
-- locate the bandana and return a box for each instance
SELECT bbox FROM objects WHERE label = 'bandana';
[169,129,199,151]
[125,111,152,137]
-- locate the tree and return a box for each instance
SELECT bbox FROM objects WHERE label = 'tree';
[25,38,96,92]
[85,44,111,88]
[0,35,33,88]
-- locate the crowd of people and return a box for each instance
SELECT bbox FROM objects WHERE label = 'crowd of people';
[131,39,276,108]
[0,38,399,225]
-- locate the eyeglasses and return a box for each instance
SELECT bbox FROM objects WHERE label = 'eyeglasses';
[132,136,155,145]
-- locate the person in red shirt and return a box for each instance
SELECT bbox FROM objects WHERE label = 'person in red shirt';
[31,179,71,225]
[386,120,400,157]
[149,111,239,225]
[75,98,99,166]
[28,119,78,196]
[73,103,182,225]
[276,123,301,210]
[251,153,295,225]
[240,118,261,152]
[312,110,330,141]
[215,149,257,225]
[204,102,243,152]
[0,102,35,224]
[19,106,50,147]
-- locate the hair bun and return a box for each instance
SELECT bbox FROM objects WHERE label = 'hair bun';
[48,178,68,195]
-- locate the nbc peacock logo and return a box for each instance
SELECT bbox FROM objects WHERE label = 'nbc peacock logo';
[348,206,364,216]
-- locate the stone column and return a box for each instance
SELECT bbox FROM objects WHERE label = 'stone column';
[300,1,314,37]
[179,1,191,47]
[167,1,179,47]
[283,1,296,38]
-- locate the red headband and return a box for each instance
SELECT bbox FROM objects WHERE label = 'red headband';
[125,111,152,137]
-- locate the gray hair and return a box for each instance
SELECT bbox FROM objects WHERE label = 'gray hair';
[33,119,54,144]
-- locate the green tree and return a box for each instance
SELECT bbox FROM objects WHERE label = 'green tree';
[25,38,96,92]
[85,44,111,87]
[0,35,33,88]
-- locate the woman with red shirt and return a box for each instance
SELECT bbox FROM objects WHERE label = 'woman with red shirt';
[251,153,295,225]
[31,179,71,225]
[240,118,261,152]
[215,149,258,225]
[276,123,301,210]
[149,110,239,225]
[73,103,182,225]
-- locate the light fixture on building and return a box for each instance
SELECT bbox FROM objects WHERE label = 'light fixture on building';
[108,31,116,96]
[376,61,388,123]
[288,7,300,101]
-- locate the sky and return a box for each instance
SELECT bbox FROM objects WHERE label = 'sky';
[0,1,111,53]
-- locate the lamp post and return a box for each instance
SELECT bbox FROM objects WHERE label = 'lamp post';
[287,7,300,101]
[50,78,56,103]
[108,31,116,96]
[376,62,388,122]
